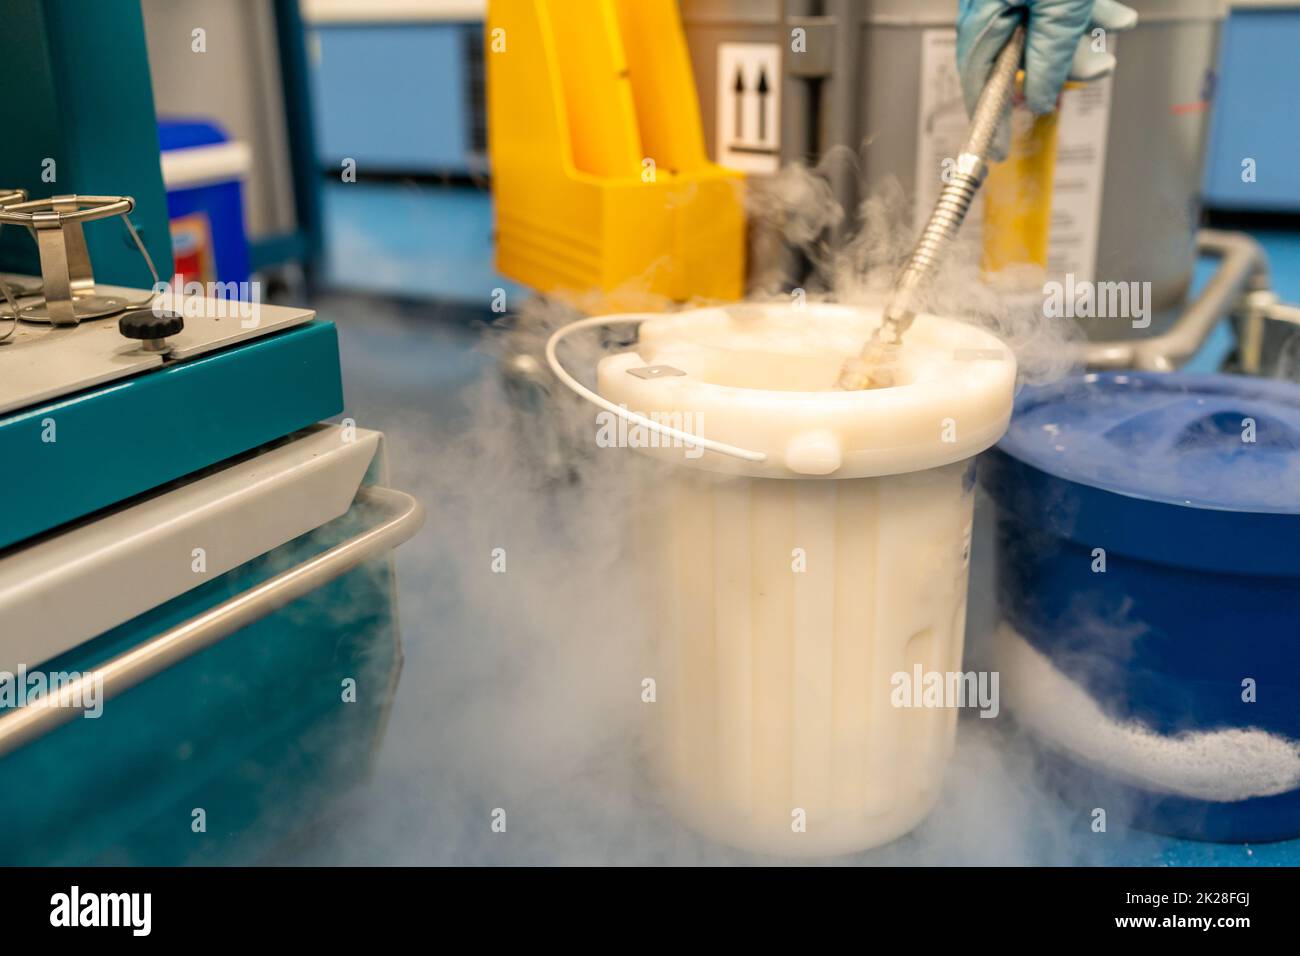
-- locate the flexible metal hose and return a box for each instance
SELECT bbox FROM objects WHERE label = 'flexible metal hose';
[839,21,1027,386]
[885,21,1026,339]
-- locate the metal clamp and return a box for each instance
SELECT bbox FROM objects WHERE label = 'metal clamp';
[0,485,425,758]
[0,194,158,327]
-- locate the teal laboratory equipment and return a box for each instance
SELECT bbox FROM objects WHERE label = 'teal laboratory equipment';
[0,0,418,867]
[0,206,422,863]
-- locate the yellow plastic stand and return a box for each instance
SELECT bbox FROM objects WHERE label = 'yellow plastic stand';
[487,0,745,309]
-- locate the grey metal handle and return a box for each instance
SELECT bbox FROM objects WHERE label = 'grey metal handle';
[0,485,424,758]
[1081,229,1269,371]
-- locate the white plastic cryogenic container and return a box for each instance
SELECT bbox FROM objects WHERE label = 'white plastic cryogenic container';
[547,302,1016,855]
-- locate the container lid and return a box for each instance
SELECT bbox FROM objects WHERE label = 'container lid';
[985,372,1300,576]
[157,118,250,189]
[595,302,1016,479]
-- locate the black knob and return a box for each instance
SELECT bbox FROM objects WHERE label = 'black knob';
[119,309,184,341]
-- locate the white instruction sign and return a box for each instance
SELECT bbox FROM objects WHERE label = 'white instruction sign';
[1045,70,1113,283]
[914,28,1113,283]
[716,42,781,175]
[915,30,977,233]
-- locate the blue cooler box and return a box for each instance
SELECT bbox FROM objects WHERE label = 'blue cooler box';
[157,118,252,286]
[982,372,1300,842]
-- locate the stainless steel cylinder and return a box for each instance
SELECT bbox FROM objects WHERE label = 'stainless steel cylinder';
[680,0,1226,340]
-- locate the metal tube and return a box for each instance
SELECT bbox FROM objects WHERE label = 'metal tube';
[1081,229,1269,371]
[0,486,424,758]
[1264,301,1300,327]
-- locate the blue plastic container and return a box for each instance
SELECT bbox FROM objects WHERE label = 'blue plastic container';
[982,372,1300,842]
[157,118,251,286]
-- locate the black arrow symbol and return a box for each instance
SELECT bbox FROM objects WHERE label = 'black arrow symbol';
[756,66,770,142]
[733,67,745,140]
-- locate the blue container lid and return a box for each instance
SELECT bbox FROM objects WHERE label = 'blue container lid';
[984,372,1300,576]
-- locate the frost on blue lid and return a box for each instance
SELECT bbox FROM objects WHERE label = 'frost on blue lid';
[998,372,1300,514]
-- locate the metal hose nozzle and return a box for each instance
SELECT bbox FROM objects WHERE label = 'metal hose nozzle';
[838,21,1027,389]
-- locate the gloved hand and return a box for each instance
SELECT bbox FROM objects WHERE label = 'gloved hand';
[956,0,1138,158]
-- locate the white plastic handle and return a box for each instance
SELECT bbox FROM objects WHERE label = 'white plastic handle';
[544,314,768,463]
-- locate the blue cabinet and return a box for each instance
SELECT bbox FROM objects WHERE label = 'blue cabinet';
[1203,7,1300,212]
[308,22,484,175]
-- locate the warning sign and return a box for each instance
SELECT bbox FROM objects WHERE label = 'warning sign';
[716,42,781,175]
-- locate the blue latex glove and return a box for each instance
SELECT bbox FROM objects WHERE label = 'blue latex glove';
[956,0,1138,158]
